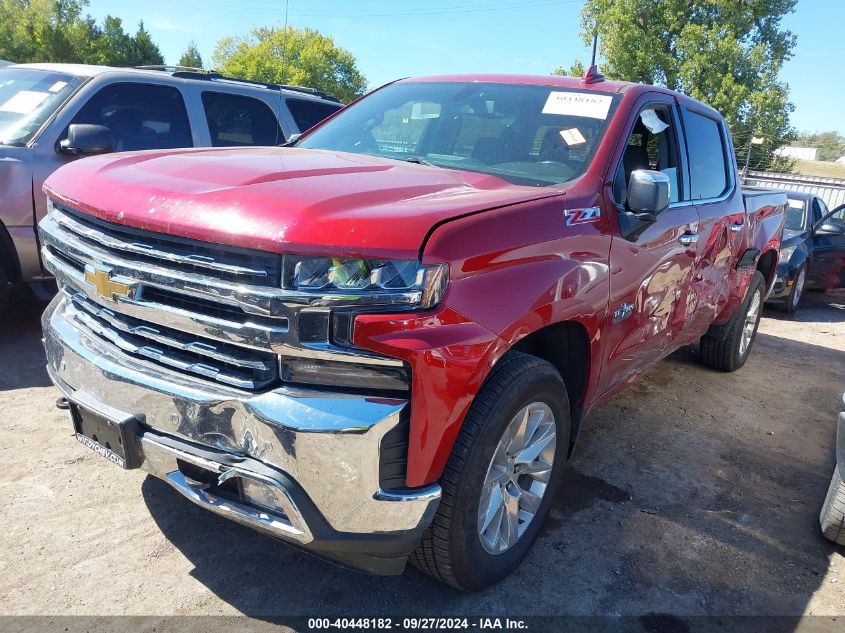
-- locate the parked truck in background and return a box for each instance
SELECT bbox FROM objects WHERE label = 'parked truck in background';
[38,73,785,590]
[0,63,342,310]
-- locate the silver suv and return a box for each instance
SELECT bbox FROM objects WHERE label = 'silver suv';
[0,63,342,309]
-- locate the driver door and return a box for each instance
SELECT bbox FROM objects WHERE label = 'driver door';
[597,96,701,393]
[808,200,845,290]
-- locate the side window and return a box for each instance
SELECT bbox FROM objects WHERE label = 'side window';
[811,198,823,223]
[814,197,845,223]
[613,104,683,206]
[70,83,192,152]
[201,92,283,147]
[286,98,341,133]
[683,110,729,200]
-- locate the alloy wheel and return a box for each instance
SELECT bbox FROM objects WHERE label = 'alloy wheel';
[793,268,806,309]
[739,289,762,358]
[477,402,557,555]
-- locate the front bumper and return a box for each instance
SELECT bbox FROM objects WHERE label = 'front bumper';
[767,263,794,301]
[43,294,440,574]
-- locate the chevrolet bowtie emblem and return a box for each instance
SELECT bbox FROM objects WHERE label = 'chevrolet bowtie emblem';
[84,266,134,301]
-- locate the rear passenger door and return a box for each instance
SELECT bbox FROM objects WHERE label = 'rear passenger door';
[286,97,342,134]
[200,91,285,146]
[599,95,701,393]
[680,107,744,334]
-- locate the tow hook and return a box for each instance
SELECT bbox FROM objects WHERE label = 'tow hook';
[56,397,69,410]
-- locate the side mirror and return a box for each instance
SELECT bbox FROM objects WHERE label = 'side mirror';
[59,124,115,156]
[618,169,669,240]
[815,221,845,237]
[627,169,670,216]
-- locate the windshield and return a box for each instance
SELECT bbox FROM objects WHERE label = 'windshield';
[297,81,620,187]
[785,197,807,232]
[0,68,83,146]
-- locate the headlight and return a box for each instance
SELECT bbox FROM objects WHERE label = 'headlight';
[283,255,448,308]
[779,245,797,263]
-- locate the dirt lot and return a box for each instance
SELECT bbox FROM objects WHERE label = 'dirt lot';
[1,290,844,625]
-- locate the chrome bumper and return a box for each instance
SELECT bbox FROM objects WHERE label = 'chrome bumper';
[43,294,440,553]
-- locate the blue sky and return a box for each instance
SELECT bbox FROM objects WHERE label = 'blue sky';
[87,0,844,134]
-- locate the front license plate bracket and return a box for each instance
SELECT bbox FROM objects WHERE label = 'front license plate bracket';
[68,392,144,469]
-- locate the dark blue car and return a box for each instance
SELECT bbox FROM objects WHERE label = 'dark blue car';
[767,190,845,312]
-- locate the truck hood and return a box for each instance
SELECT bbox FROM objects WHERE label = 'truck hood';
[43,147,561,259]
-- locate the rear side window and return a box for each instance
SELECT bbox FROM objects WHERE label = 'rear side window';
[683,110,729,200]
[286,98,341,133]
[201,92,283,146]
[70,83,192,152]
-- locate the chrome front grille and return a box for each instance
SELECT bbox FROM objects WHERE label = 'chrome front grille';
[40,203,290,391]
[51,206,281,286]
[67,291,278,389]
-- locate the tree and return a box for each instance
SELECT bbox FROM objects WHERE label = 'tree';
[570,0,798,172]
[0,0,165,67]
[128,21,164,66]
[552,60,585,78]
[178,41,203,69]
[212,26,367,103]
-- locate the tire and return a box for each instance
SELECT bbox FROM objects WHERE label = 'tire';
[775,265,806,314]
[699,270,765,372]
[820,464,845,546]
[410,351,571,590]
[0,263,9,316]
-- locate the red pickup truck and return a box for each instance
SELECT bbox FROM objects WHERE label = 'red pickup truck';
[39,74,785,590]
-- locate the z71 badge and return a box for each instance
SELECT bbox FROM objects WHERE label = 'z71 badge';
[564,206,601,226]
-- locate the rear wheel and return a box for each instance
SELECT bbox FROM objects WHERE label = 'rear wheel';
[410,352,571,590]
[699,271,765,372]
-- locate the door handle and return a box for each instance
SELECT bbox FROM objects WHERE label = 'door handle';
[730,222,744,232]
[678,233,699,246]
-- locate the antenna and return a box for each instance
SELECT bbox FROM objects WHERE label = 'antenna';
[582,32,605,85]
[276,0,290,145]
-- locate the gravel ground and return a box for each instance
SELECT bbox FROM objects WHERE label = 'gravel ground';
[1,290,843,625]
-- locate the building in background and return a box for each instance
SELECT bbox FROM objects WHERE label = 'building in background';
[775,146,820,161]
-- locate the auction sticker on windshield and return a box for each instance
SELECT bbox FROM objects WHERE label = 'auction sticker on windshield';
[0,90,50,114]
[542,91,612,119]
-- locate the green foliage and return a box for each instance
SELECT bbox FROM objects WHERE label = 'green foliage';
[794,131,845,162]
[552,60,586,78]
[212,26,367,103]
[178,41,203,69]
[574,0,798,172]
[0,0,163,66]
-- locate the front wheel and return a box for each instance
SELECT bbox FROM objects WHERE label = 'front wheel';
[410,352,571,590]
[699,271,765,372]
[779,265,806,314]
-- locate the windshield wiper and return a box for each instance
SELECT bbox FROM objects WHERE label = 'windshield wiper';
[401,156,437,167]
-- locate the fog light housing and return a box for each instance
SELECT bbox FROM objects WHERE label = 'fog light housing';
[240,478,289,518]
